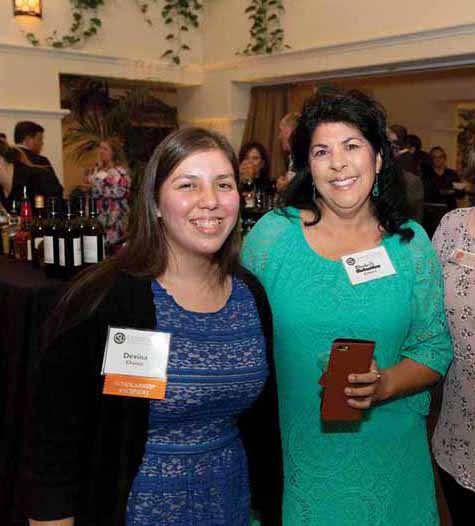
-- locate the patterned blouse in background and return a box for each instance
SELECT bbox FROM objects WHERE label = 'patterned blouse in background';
[91,165,131,251]
[432,207,475,492]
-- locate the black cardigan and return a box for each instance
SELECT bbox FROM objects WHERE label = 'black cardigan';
[23,270,282,526]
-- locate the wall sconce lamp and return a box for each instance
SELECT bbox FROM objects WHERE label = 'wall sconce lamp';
[13,0,42,18]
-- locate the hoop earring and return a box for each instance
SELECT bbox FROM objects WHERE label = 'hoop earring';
[372,177,380,198]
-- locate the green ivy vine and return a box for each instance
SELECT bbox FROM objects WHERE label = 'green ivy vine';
[22,0,287,62]
[240,0,288,56]
[26,0,104,49]
[160,0,203,65]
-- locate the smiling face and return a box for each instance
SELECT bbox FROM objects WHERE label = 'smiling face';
[309,122,382,219]
[157,149,240,262]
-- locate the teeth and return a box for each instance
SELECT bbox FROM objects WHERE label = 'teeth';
[191,218,222,227]
[331,177,357,187]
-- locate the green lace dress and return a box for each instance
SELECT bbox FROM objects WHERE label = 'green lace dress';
[241,208,452,526]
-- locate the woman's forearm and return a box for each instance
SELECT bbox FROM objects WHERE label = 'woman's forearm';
[29,518,74,526]
[375,358,441,403]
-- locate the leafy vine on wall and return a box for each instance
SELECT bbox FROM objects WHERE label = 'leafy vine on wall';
[161,0,203,65]
[240,0,288,56]
[21,0,288,62]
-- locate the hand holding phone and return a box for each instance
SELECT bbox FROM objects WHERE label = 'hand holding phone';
[320,338,376,422]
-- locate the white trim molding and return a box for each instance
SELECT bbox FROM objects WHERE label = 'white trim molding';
[0,42,203,87]
[191,23,475,84]
[0,107,70,118]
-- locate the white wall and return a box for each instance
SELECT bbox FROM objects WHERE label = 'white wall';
[0,0,203,180]
[1,0,203,62]
[203,0,475,65]
[2,0,475,179]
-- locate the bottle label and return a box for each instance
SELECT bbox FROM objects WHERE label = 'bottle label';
[83,235,99,263]
[59,238,65,267]
[27,239,32,261]
[73,237,82,266]
[34,237,43,250]
[44,236,55,264]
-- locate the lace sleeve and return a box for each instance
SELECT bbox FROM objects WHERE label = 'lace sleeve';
[241,209,297,281]
[400,222,452,375]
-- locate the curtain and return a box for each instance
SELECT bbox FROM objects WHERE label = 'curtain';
[241,85,289,180]
[241,83,317,180]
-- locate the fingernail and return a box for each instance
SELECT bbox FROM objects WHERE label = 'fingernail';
[345,387,352,395]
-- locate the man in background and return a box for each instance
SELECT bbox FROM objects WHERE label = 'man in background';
[388,124,424,223]
[276,112,299,193]
[14,121,63,199]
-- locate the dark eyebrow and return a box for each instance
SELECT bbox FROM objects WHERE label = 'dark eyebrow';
[310,136,363,149]
[171,173,234,183]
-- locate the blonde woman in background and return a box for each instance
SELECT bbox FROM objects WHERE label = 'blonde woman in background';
[83,138,131,253]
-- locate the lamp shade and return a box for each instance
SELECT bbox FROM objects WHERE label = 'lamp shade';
[13,0,42,17]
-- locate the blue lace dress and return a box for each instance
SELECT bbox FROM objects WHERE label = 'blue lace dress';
[125,277,268,526]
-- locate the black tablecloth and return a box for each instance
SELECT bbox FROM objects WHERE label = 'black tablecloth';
[0,256,63,525]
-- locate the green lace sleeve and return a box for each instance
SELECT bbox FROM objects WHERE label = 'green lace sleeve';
[241,209,297,282]
[400,222,453,375]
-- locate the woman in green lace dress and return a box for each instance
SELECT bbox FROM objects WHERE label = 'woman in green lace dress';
[242,87,452,526]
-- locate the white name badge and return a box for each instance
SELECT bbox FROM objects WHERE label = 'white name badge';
[342,246,396,286]
[450,248,475,270]
[101,327,171,400]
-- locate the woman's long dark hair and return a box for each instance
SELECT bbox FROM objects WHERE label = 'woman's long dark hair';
[49,127,242,339]
[283,86,413,241]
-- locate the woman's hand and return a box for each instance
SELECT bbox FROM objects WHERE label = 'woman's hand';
[345,359,383,409]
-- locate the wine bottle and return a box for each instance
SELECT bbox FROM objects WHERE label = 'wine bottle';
[14,186,33,262]
[75,196,87,261]
[240,178,256,209]
[0,201,9,256]
[43,197,61,278]
[31,195,46,268]
[83,198,105,265]
[8,200,20,259]
[58,199,82,280]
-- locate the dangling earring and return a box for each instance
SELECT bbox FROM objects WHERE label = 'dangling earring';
[372,177,380,198]
[157,208,162,218]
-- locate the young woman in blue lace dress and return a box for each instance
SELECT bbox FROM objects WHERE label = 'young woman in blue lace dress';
[242,87,452,526]
[24,128,282,526]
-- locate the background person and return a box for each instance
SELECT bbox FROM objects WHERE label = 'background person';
[0,142,54,208]
[427,146,461,210]
[242,87,452,525]
[275,112,299,193]
[14,121,63,199]
[432,206,475,526]
[388,124,424,223]
[82,138,132,253]
[238,141,274,196]
[23,127,282,526]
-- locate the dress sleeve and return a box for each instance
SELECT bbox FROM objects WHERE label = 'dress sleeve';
[400,222,452,375]
[241,209,295,281]
[23,312,105,520]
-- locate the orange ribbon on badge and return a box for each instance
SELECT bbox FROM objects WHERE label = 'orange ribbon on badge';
[103,374,167,400]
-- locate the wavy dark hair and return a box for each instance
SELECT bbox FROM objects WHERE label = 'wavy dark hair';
[48,127,242,339]
[239,141,271,182]
[283,86,413,241]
